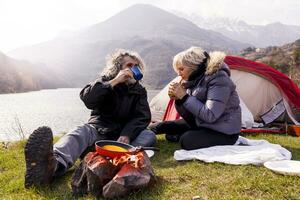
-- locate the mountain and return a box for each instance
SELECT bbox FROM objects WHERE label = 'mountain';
[239,39,300,85]
[0,51,68,94]
[174,12,300,48]
[8,4,249,89]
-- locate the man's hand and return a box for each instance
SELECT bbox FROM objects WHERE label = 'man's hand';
[109,69,133,87]
[117,136,130,144]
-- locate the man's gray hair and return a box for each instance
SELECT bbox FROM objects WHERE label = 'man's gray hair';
[101,49,146,81]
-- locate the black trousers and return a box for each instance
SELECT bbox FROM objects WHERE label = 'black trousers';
[149,119,239,150]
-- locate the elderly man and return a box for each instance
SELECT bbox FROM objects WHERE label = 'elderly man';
[24,49,156,188]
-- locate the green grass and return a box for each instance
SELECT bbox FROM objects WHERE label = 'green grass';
[1,134,300,200]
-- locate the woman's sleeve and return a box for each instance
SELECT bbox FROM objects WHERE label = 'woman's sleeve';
[181,75,231,123]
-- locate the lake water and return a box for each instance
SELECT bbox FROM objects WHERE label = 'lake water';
[0,88,159,141]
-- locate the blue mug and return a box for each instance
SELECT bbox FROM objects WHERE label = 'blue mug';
[130,65,143,81]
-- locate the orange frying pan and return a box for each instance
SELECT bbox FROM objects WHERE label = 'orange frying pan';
[95,140,159,159]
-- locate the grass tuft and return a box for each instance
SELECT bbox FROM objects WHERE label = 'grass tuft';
[0,134,300,199]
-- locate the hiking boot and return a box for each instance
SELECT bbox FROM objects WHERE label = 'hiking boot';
[24,126,57,188]
[165,134,180,142]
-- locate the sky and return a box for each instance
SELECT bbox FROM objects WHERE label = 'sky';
[1,0,300,53]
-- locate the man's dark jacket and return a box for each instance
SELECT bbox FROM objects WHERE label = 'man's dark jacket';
[80,78,151,141]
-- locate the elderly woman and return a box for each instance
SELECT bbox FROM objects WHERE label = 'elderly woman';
[149,47,241,150]
[24,49,156,188]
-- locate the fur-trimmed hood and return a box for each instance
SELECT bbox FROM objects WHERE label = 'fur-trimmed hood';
[205,51,230,76]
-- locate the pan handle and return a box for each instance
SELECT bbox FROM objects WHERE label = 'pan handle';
[140,146,160,151]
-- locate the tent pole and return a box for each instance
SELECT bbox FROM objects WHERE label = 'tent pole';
[285,112,288,136]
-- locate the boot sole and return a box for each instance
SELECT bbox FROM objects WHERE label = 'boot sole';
[24,126,53,188]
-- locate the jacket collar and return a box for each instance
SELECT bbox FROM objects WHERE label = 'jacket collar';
[182,51,228,88]
[115,82,144,95]
[182,66,205,88]
[204,51,227,75]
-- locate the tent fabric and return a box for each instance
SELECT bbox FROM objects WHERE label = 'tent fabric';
[260,99,285,124]
[241,128,285,134]
[162,99,181,121]
[150,56,300,126]
[150,76,181,122]
[225,56,300,109]
[225,56,300,124]
[173,136,291,165]
[230,69,283,121]
[238,97,254,128]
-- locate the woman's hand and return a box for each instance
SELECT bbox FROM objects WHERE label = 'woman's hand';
[168,82,176,98]
[117,136,130,144]
[109,69,133,87]
[168,82,186,100]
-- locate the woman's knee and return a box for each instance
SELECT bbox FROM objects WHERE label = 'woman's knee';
[179,131,207,150]
[148,122,162,134]
[179,132,191,150]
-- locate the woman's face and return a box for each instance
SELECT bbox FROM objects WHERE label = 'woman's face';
[177,65,194,81]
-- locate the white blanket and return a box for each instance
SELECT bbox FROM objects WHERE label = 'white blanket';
[174,136,291,165]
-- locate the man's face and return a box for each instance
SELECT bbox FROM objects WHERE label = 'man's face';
[121,56,139,70]
[121,56,140,84]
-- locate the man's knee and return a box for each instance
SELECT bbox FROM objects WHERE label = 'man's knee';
[65,124,97,140]
[131,129,157,147]
[67,124,92,135]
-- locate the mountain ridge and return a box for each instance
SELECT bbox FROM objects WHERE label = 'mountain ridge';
[240,39,300,85]
[174,11,300,47]
[8,4,249,89]
[0,51,68,94]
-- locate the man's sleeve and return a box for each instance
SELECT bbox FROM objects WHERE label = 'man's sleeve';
[80,78,114,110]
[120,89,151,141]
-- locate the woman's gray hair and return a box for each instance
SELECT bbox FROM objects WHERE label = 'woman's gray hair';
[101,49,146,81]
[172,46,207,73]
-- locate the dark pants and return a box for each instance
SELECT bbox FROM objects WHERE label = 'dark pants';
[149,119,239,150]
